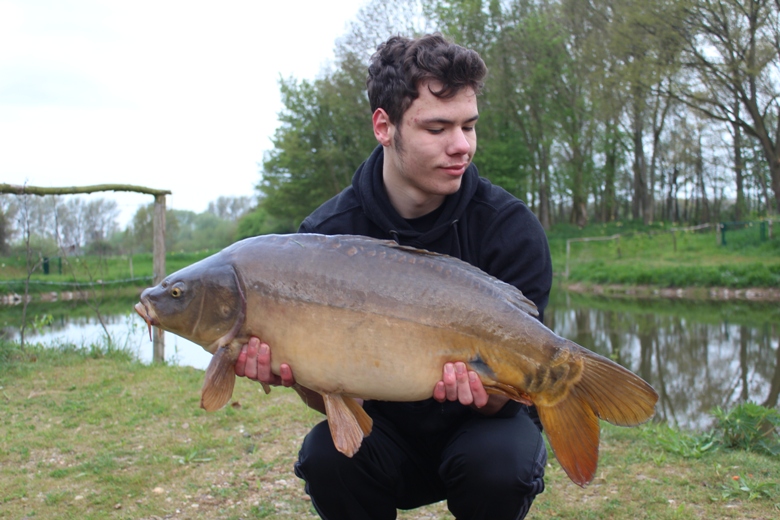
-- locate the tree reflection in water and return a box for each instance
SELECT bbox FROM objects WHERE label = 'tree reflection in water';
[546,290,780,431]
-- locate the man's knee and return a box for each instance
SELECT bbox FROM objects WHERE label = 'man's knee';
[440,414,547,519]
[446,439,546,495]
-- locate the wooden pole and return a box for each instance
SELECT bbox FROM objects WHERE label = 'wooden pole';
[152,194,167,363]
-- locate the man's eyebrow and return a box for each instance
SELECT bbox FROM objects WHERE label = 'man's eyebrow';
[419,114,480,125]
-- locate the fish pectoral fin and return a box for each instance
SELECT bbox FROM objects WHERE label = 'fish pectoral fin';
[322,394,371,457]
[201,347,237,412]
[483,381,533,406]
[537,387,600,487]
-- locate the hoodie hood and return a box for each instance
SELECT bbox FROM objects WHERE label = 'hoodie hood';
[352,145,479,250]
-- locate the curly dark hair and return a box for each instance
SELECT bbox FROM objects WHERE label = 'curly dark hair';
[367,34,487,125]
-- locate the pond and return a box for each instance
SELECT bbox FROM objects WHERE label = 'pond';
[546,289,780,430]
[2,289,778,431]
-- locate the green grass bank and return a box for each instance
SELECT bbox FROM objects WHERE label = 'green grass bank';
[1,222,778,302]
[548,220,780,291]
[1,341,778,519]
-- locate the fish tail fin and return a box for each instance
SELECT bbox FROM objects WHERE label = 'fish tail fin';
[537,345,658,486]
[536,387,599,487]
[578,349,659,427]
[201,346,237,411]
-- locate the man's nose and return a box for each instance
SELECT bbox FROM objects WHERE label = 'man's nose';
[448,128,472,155]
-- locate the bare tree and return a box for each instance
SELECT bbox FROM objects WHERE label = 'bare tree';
[675,0,780,214]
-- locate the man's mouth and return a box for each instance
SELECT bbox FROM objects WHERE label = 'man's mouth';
[441,163,468,175]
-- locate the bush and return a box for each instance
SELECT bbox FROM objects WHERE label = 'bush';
[711,402,780,457]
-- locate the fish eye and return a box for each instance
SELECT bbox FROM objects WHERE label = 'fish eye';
[170,286,183,298]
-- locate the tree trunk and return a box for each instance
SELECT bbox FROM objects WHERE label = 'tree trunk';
[733,97,746,220]
[632,98,648,222]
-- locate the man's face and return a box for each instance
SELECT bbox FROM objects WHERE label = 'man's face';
[375,80,478,218]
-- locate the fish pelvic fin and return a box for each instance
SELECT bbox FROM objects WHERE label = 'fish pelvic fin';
[537,387,600,487]
[200,346,237,411]
[322,394,373,457]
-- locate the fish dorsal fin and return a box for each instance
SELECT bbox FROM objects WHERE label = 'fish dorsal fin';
[322,394,372,457]
[201,347,237,411]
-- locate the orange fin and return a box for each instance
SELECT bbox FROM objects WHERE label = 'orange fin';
[322,394,370,457]
[200,347,237,411]
[482,380,534,406]
[537,387,600,487]
[343,395,373,437]
[579,351,658,426]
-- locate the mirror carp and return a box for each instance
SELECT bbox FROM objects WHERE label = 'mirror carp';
[135,233,658,486]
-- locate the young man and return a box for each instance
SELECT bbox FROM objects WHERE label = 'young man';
[234,34,552,519]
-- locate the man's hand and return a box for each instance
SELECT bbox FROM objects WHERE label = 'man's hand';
[234,337,295,387]
[433,362,489,408]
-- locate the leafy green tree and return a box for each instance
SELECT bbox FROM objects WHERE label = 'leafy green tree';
[260,60,376,226]
[129,203,181,253]
[236,202,297,239]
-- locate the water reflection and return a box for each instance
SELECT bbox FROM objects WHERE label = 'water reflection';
[545,290,780,430]
[0,299,212,368]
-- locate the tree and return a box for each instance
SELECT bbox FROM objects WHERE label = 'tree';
[129,203,181,253]
[675,0,780,214]
[207,196,253,221]
[260,67,375,224]
[0,195,18,255]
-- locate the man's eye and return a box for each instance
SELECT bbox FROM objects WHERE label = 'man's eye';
[428,128,444,134]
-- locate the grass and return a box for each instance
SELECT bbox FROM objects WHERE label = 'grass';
[0,250,216,294]
[548,220,780,288]
[1,341,778,519]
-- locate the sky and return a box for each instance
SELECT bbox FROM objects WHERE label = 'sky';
[0,0,368,226]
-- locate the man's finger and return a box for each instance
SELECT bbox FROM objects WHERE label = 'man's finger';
[469,371,488,408]
[444,363,458,401]
[234,345,247,377]
[433,381,446,402]
[279,364,295,387]
[257,342,273,382]
[243,338,260,380]
[455,362,473,406]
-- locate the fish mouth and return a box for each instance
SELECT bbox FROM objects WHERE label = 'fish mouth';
[134,302,158,341]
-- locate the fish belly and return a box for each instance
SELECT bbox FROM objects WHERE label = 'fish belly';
[247,300,476,402]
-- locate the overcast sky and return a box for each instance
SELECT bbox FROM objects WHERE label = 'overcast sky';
[0,0,368,225]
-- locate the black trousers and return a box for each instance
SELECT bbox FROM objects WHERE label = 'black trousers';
[294,405,546,520]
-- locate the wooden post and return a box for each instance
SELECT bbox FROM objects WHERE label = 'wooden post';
[152,194,166,363]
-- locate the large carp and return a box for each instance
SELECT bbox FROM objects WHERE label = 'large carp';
[135,233,658,486]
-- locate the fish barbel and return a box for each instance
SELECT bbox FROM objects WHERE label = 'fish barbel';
[134,233,658,486]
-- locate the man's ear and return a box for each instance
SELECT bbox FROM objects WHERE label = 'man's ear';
[372,108,393,147]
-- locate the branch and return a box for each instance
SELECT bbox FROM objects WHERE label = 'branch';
[0,183,172,197]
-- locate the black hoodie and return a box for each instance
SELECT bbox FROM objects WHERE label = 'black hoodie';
[299,145,552,434]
